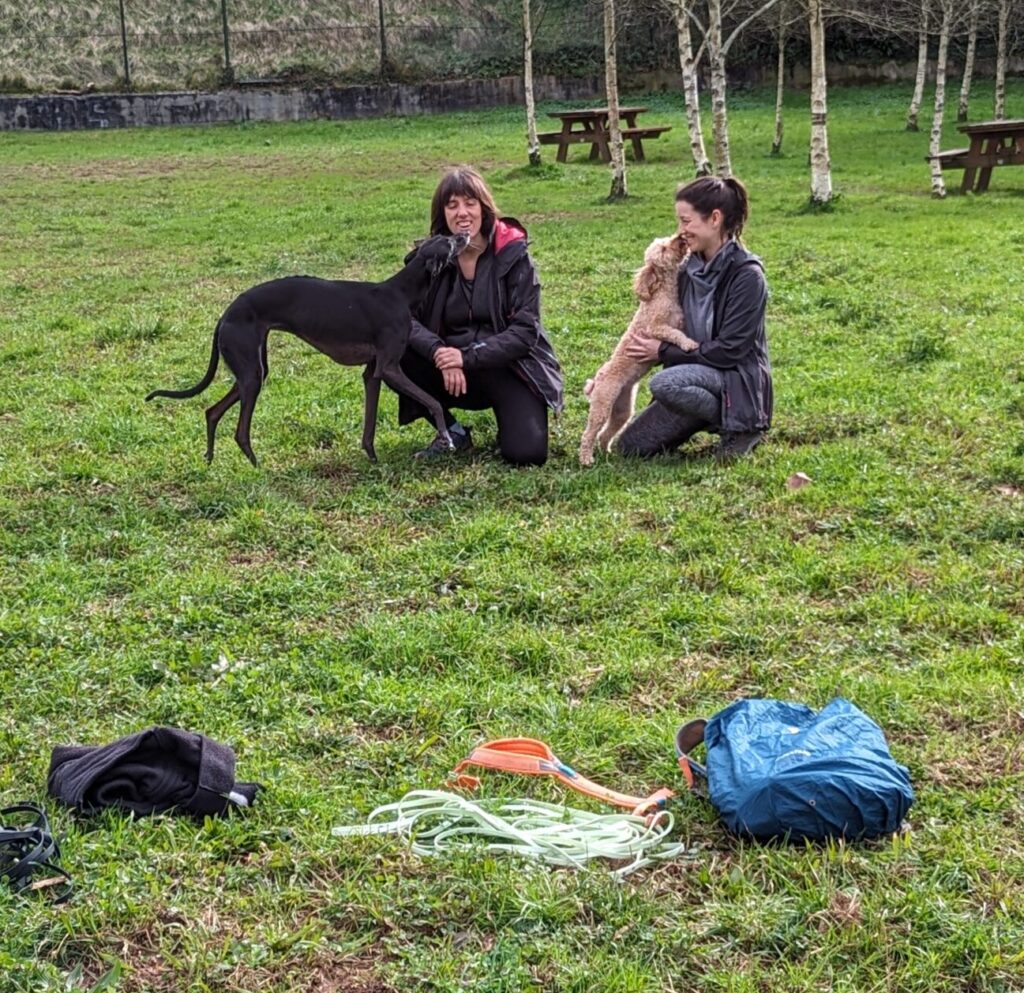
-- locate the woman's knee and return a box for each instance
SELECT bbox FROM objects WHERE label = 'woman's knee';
[650,380,718,424]
[500,436,548,467]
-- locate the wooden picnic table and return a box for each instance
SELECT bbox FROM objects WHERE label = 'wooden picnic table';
[930,118,1024,193]
[538,106,672,163]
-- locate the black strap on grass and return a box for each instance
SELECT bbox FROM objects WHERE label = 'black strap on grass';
[0,803,73,903]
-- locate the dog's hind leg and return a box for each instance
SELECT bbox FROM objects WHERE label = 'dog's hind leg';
[598,381,639,452]
[232,373,264,467]
[580,380,614,467]
[204,385,239,464]
[215,320,268,467]
[377,365,453,453]
[361,362,381,462]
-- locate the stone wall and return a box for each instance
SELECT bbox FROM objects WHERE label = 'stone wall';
[0,74,602,131]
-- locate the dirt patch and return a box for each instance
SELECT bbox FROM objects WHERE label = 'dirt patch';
[72,918,396,993]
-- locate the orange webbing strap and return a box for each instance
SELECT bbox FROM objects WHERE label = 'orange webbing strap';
[450,737,681,817]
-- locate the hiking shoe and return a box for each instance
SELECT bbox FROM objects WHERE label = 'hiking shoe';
[413,427,473,460]
[715,431,764,462]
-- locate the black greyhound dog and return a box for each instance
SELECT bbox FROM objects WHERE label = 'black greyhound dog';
[146,232,470,465]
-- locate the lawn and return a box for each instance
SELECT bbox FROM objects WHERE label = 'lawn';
[1,82,1023,992]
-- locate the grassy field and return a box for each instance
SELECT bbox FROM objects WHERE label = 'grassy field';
[2,82,1023,992]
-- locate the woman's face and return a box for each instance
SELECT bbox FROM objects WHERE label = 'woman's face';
[675,198,724,257]
[444,193,484,243]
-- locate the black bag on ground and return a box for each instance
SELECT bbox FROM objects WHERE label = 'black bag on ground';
[48,726,261,818]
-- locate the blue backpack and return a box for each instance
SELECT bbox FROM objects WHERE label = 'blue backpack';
[676,698,914,842]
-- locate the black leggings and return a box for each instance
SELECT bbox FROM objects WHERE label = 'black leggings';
[399,351,550,466]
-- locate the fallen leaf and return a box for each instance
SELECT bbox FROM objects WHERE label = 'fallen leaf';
[787,472,813,490]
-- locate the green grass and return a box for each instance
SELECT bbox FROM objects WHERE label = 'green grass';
[2,82,1024,992]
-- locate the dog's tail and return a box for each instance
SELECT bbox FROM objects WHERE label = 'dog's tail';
[145,321,221,402]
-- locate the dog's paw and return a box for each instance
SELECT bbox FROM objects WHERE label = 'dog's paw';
[583,377,595,397]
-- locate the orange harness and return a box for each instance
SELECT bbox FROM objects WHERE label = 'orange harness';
[451,737,694,817]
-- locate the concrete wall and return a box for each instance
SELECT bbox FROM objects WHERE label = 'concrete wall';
[0,75,602,132]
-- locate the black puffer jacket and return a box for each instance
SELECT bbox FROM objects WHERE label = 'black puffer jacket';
[399,217,564,424]
[659,244,773,433]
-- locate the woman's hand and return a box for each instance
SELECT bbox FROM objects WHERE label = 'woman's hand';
[434,346,464,371]
[622,333,662,364]
[442,368,467,397]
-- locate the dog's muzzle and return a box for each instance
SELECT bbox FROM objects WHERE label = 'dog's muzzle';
[448,232,471,263]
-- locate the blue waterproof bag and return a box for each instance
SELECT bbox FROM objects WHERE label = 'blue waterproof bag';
[677,698,914,842]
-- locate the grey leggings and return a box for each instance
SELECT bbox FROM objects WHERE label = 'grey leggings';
[616,364,724,456]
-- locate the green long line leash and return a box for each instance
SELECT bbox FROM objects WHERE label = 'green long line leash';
[333,789,690,881]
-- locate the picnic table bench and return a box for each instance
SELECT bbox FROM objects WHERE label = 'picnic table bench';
[928,118,1024,193]
[538,106,672,163]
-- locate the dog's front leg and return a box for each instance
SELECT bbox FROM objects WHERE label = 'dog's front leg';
[361,363,381,462]
[378,366,453,454]
[652,324,699,352]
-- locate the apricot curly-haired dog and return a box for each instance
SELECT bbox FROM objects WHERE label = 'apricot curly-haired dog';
[579,233,698,465]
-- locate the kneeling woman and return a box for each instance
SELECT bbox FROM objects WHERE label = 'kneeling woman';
[616,175,772,461]
[397,166,563,466]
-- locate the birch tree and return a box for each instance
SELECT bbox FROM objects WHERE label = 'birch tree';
[706,0,732,174]
[771,1,789,155]
[927,0,954,197]
[693,0,786,177]
[604,0,628,200]
[957,1,979,122]
[994,0,1010,119]
[807,0,832,203]
[523,0,541,165]
[906,1,930,131]
[675,0,712,175]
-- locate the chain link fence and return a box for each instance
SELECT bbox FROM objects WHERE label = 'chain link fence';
[0,1,683,93]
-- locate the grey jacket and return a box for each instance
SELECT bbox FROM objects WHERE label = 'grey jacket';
[659,243,773,433]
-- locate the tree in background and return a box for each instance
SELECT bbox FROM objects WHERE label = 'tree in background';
[993,0,1012,119]
[807,0,833,203]
[672,0,713,175]
[680,0,785,177]
[957,0,980,122]
[604,0,628,199]
[770,1,796,155]
[523,0,542,164]
[904,1,931,130]
[926,0,958,196]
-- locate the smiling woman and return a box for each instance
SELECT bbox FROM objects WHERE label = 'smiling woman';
[617,174,773,462]
[392,164,564,466]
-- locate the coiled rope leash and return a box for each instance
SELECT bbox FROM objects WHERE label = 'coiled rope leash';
[333,789,688,880]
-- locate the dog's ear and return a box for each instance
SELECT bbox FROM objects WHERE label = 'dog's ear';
[633,261,661,302]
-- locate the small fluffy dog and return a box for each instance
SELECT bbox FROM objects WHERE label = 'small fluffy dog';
[579,234,698,465]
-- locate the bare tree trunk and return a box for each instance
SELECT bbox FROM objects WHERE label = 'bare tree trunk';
[604,0,627,200]
[523,0,541,165]
[707,0,732,177]
[994,0,1009,119]
[928,1,952,197]
[957,2,978,123]
[771,2,787,156]
[807,0,832,204]
[906,2,929,132]
[676,0,711,175]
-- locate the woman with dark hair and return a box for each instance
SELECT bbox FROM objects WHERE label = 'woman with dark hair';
[616,175,772,461]
[396,165,563,466]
